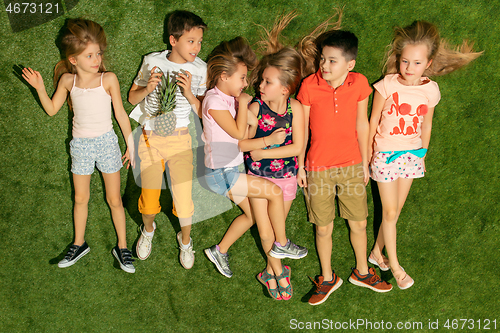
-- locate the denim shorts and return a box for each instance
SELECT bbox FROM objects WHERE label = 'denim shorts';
[70,130,122,175]
[205,166,241,196]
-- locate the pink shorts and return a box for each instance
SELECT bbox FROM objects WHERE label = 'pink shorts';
[370,151,425,182]
[248,171,297,201]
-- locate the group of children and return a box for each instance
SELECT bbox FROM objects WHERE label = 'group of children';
[22,9,481,305]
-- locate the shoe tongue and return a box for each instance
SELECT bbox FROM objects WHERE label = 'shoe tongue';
[317,276,324,284]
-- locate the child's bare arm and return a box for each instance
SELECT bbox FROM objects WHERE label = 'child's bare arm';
[368,91,385,161]
[128,67,162,105]
[210,93,252,140]
[22,67,70,116]
[356,96,370,185]
[297,104,310,187]
[106,72,134,168]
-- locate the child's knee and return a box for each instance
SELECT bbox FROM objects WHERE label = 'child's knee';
[74,192,90,205]
[349,219,367,232]
[383,208,399,222]
[316,224,333,238]
[106,195,123,209]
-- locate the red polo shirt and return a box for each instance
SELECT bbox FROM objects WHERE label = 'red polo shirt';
[297,70,372,171]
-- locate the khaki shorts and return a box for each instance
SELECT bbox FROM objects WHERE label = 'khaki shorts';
[138,128,194,218]
[304,163,368,226]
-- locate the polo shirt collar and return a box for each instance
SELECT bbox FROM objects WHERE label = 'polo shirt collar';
[313,69,355,89]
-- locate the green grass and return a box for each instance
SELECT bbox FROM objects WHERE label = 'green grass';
[1,0,499,332]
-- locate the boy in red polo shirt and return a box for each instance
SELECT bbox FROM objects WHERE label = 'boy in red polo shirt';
[297,30,392,305]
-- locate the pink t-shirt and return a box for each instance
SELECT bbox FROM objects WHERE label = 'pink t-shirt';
[373,74,440,152]
[201,87,243,169]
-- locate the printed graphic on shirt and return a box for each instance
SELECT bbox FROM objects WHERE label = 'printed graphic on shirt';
[388,92,428,136]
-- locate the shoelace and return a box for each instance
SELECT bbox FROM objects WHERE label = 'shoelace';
[308,276,322,291]
[65,245,78,259]
[120,249,135,264]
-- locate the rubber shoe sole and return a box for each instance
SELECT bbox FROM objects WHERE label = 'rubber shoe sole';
[204,248,232,278]
[309,278,343,306]
[58,244,90,268]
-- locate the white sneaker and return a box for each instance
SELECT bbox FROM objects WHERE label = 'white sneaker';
[177,231,195,269]
[136,223,155,260]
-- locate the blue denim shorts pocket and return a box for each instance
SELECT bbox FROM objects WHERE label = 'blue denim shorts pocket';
[204,166,240,196]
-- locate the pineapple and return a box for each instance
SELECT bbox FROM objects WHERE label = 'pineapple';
[151,69,177,136]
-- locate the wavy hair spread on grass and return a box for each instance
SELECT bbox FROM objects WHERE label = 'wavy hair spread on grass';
[296,7,343,76]
[206,36,257,91]
[384,20,483,77]
[54,18,107,87]
[251,9,343,95]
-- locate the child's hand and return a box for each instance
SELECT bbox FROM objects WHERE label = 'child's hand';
[121,147,135,169]
[176,70,193,97]
[238,92,253,106]
[22,67,45,91]
[269,128,287,145]
[297,167,307,187]
[146,67,162,94]
[249,149,264,161]
[362,163,370,186]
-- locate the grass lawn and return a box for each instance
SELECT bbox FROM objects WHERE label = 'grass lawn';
[1,0,499,332]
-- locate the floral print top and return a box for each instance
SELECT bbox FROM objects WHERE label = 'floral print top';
[244,97,298,179]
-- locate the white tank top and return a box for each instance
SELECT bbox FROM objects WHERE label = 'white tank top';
[70,73,113,138]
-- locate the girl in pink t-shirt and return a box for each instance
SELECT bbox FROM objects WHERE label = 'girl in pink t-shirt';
[22,19,135,273]
[368,21,482,289]
[202,37,307,300]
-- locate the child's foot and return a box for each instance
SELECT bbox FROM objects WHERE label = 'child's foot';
[58,242,90,268]
[112,246,136,273]
[256,269,281,300]
[136,223,155,260]
[308,271,343,306]
[204,245,232,278]
[368,251,390,271]
[177,231,195,269]
[275,265,293,300]
[348,267,393,292]
[269,239,308,259]
[391,267,414,290]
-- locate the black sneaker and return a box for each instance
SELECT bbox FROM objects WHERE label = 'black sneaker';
[112,246,135,273]
[58,242,90,268]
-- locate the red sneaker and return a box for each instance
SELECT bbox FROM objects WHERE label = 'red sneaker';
[348,267,393,292]
[308,272,343,306]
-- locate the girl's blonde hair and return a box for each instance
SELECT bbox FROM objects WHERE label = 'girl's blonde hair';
[251,10,342,96]
[384,20,483,77]
[206,36,257,91]
[54,18,107,87]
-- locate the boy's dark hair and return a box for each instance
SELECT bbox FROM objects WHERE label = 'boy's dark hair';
[168,10,207,40]
[316,30,358,61]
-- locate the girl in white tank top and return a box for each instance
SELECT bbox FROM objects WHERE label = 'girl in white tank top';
[22,19,136,273]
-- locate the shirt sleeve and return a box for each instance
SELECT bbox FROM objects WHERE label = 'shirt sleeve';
[357,74,373,101]
[373,75,390,100]
[196,64,208,97]
[133,56,151,87]
[427,81,441,108]
[296,81,310,106]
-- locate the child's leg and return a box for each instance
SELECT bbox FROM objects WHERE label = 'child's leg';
[348,219,368,275]
[102,171,127,249]
[218,197,254,253]
[228,174,287,245]
[73,173,92,246]
[316,222,334,281]
[377,178,414,278]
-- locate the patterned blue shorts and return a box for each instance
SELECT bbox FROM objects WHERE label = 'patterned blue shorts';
[70,130,122,175]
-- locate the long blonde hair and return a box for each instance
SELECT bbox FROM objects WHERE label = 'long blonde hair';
[54,18,107,87]
[384,20,483,77]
